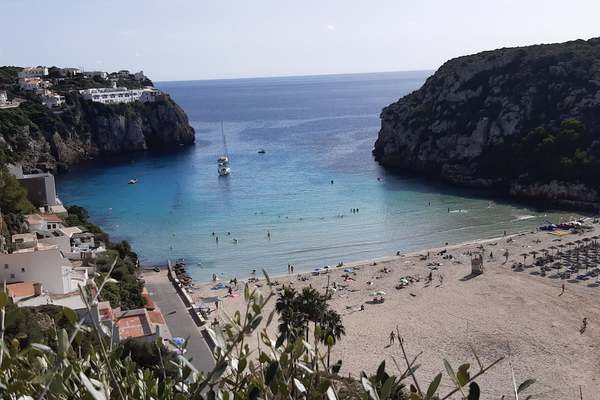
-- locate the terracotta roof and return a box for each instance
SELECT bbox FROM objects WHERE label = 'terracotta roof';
[118,314,152,339]
[6,282,35,298]
[148,310,165,325]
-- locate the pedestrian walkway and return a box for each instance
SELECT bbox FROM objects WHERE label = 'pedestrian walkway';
[144,270,215,373]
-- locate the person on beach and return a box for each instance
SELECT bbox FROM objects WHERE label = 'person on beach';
[489,251,494,259]
[291,265,294,273]
[228,286,232,296]
[439,274,444,286]
[389,331,395,345]
[428,271,433,283]
[560,283,565,296]
[215,236,219,243]
[267,230,271,240]
[215,300,219,310]
[212,273,217,281]
[212,232,215,236]
[580,317,588,334]
[288,264,291,274]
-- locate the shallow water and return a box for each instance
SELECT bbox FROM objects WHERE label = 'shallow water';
[56,72,570,281]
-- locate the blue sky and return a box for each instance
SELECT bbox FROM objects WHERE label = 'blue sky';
[1,0,599,81]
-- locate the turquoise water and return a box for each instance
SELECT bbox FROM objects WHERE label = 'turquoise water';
[56,72,566,281]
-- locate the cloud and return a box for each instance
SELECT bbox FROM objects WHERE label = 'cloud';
[326,24,335,31]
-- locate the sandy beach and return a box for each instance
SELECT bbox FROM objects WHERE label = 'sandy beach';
[190,221,600,399]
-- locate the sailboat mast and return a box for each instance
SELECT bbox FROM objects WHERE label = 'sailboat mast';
[221,121,229,156]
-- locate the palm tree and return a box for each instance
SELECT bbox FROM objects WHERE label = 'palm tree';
[298,287,327,340]
[319,309,345,370]
[276,286,305,342]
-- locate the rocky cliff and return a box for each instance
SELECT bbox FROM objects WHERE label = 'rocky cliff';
[374,38,600,210]
[0,73,194,172]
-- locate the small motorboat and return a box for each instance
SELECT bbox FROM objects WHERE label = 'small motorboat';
[257,149,266,154]
[128,178,138,185]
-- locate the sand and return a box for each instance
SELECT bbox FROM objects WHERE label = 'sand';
[191,222,600,399]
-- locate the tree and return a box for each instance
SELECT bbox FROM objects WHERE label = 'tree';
[0,166,34,214]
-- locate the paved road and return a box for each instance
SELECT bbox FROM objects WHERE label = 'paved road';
[144,270,215,373]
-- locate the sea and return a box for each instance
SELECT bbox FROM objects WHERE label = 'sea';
[56,71,570,281]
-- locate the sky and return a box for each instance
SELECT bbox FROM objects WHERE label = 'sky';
[1,0,599,81]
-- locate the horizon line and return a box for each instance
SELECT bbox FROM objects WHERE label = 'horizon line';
[154,68,436,84]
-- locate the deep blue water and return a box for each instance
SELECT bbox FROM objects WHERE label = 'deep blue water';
[56,71,567,281]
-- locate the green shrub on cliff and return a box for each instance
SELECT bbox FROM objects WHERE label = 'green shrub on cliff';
[0,165,35,214]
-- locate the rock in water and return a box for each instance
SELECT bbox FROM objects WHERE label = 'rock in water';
[374,38,600,210]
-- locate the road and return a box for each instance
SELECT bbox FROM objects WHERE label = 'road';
[144,270,215,373]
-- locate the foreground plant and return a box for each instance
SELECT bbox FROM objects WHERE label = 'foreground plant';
[0,271,534,399]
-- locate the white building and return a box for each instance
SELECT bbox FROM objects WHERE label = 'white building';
[0,247,87,294]
[41,91,65,108]
[19,77,43,91]
[139,88,161,103]
[17,66,49,79]
[58,67,81,76]
[0,90,7,104]
[84,71,108,79]
[79,86,146,104]
[25,213,64,232]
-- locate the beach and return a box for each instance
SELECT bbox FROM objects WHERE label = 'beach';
[191,221,600,399]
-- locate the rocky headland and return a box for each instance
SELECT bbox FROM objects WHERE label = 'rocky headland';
[0,67,195,172]
[374,38,600,211]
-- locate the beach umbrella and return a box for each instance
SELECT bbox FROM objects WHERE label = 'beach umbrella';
[520,253,528,265]
[172,337,186,347]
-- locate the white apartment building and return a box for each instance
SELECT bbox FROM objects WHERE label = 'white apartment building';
[17,66,49,79]
[0,247,86,294]
[79,86,160,105]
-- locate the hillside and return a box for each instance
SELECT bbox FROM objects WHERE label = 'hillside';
[0,66,195,171]
[374,38,600,210]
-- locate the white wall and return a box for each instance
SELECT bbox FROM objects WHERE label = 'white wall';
[0,249,77,294]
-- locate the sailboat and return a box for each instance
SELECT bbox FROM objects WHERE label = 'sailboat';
[217,122,231,176]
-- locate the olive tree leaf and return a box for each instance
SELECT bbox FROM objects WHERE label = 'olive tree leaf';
[517,379,536,393]
[425,373,442,400]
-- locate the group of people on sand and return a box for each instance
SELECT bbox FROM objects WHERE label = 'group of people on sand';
[287,264,295,274]
[350,208,360,214]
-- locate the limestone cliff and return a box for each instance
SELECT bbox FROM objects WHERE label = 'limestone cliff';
[374,38,600,210]
[0,85,194,172]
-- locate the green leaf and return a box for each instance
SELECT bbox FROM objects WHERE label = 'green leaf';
[376,360,386,382]
[30,343,54,354]
[469,344,483,371]
[62,307,78,324]
[457,363,470,386]
[326,386,338,400]
[57,329,69,357]
[264,361,279,386]
[361,377,380,400]
[79,372,107,400]
[517,379,536,393]
[381,376,395,400]
[443,359,459,387]
[294,378,306,393]
[0,291,8,307]
[425,373,442,400]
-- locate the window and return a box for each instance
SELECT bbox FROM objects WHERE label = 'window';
[4,264,8,269]
[10,273,15,279]
[21,268,25,273]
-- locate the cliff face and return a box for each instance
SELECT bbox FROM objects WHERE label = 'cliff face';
[0,93,195,171]
[374,38,600,210]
